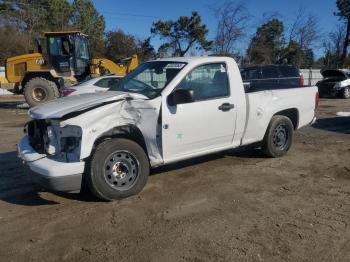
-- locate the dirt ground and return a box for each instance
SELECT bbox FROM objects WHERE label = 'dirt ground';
[0,97,349,262]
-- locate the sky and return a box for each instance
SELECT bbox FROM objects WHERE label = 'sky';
[93,0,340,58]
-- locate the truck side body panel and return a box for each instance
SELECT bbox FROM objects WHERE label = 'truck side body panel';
[241,87,317,145]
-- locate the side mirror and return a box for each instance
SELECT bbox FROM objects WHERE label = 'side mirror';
[168,89,194,106]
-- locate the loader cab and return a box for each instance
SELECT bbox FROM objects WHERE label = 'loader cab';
[45,32,91,78]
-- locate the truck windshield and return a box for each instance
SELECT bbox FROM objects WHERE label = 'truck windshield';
[110,61,186,98]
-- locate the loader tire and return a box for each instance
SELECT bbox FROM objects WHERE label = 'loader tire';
[24,77,59,107]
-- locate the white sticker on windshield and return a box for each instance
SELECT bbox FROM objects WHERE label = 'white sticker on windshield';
[165,63,185,69]
[220,64,226,73]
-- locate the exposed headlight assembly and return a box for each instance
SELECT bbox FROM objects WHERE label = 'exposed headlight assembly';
[45,125,82,159]
[46,126,59,155]
[61,137,80,153]
[59,125,82,151]
[59,125,82,162]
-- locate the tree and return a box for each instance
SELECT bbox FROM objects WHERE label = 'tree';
[71,0,105,56]
[151,11,212,57]
[137,37,156,62]
[0,26,31,65]
[105,30,138,62]
[286,8,319,66]
[322,24,346,68]
[45,0,72,31]
[212,1,250,56]
[0,0,106,63]
[0,0,73,32]
[0,0,49,37]
[105,30,155,62]
[0,1,12,12]
[246,18,284,64]
[336,0,350,67]
[283,40,302,65]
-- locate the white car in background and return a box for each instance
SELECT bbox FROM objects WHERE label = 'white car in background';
[63,75,123,96]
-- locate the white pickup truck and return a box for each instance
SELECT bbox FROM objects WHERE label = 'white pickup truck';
[18,57,319,200]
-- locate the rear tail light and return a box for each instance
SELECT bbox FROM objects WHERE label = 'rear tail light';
[299,74,304,87]
[315,92,320,109]
[62,89,77,96]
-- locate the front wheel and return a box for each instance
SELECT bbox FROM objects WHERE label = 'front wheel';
[87,138,150,200]
[262,116,294,157]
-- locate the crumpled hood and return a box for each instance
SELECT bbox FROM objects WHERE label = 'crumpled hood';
[29,91,148,119]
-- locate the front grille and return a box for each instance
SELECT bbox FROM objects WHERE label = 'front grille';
[27,120,47,154]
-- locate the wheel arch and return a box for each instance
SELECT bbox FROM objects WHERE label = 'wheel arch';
[91,125,149,159]
[272,108,299,130]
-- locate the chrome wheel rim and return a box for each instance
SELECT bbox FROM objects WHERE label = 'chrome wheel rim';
[345,87,350,98]
[273,124,288,150]
[104,150,139,191]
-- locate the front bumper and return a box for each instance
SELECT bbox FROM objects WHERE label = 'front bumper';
[18,136,85,192]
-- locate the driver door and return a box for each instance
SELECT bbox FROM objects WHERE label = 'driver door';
[161,63,237,162]
[47,35,73,73]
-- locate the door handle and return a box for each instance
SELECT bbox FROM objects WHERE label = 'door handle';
[218,103,234,112]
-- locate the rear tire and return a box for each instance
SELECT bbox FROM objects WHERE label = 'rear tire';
[87,138,149,201]
[342,87,350,99]
[262,116,294,157]
[24,77,59,107]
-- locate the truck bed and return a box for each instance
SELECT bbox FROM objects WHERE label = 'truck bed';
[241,86,318,145]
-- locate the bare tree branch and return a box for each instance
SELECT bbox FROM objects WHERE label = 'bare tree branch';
[212,1,250,55]
[289,8,320,50]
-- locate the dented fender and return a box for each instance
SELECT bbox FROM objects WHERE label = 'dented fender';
[62,96,163,166]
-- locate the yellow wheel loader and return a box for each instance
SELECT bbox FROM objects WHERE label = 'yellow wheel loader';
[4,31,138,107]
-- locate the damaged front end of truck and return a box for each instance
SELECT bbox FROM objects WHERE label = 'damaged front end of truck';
[18,91,163,192]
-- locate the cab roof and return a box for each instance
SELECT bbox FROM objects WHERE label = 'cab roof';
[153,56,235,64]
[44,31,88,37]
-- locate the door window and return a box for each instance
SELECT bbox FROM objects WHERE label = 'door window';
[241,68,259,80]
[278,66,299,77]
[75,36,90,60]
[75,36,90,73]
[261,66,279,79]
[48,36,71,56]
[177,63,229,101]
